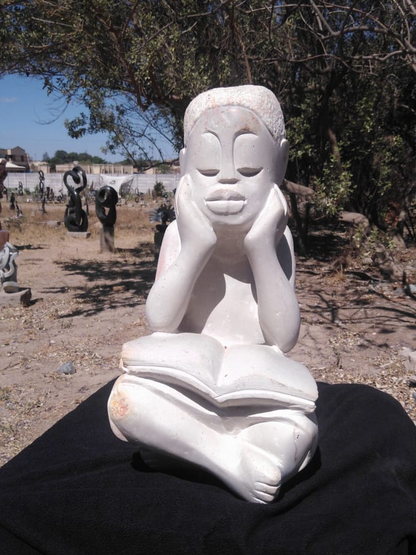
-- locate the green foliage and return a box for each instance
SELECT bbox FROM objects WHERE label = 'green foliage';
[2,1,416,241]
[352,225,396,257]
[48,150,107,168]
[153,181,166,198]
[313,155,353,218]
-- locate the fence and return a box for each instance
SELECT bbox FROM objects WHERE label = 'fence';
[3,173,180,196]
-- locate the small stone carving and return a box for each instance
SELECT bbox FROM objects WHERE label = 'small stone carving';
[10,192,16,211]
[0,242,19,293]
[150,200,176,262]
[63,166,89,232]
[108,85,318,503]
[95,185,118,253]
[0,159,7,223]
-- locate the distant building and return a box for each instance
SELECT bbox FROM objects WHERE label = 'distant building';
[55,162,134,174]
[0,146,29,170]
[30,161,52,174]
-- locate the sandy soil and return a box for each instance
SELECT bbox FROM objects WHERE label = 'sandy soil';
[1,201,415,467]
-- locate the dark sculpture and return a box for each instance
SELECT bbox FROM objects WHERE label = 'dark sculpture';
[95,185,118,252]
[150,198,176,262]
[63,166,88,232]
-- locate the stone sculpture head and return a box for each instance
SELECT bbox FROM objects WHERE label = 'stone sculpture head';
[180,85,289,231]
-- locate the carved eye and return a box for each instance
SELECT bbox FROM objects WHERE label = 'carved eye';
[238,167,262,177]
[198,169,220,177]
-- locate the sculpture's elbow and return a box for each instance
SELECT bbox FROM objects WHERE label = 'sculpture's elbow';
[279,332,299,354]
[146,306,180,333]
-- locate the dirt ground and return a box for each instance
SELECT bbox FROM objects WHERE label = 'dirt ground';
[1,200,415,467]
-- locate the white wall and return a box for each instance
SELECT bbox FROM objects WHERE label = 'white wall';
[2,173,180,195]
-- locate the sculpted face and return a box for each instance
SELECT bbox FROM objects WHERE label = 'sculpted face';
[181,106,289,230]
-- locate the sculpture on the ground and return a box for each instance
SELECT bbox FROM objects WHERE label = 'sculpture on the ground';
[0,158,7,227]
[95,185,118,252]
[0,242,19,293]
[63,166,89,232]
[150,198,176,262]
[108,85,318,504]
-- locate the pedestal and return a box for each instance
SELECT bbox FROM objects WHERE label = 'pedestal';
[0,381,415,554]
[0,288,31,307]
[100,226,115,253]
[66,231,91,239]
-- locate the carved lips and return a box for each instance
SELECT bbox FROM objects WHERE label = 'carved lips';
[204,189,246,215]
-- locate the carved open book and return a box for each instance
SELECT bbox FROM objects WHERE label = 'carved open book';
[121,332,317,412]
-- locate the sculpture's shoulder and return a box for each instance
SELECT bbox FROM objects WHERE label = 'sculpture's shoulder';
[156,221,181,279]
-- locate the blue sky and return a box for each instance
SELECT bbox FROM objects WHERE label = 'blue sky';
[0,75,176,163]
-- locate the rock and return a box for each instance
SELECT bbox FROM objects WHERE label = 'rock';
[0,288,31,307]
[45,221,62,228]
[372,244,404,282]
[405,284,416,297]
[66,231,91,239]
[57,361,76,375]
[400,348,416,373]
[391,288,405,297]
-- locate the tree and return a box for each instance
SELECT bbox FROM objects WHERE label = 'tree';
[47,150,108,170]
[2,1,416,248]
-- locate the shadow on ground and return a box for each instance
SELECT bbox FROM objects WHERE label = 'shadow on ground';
[46,243,156,317]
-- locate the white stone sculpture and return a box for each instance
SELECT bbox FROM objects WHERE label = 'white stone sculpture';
[108,85,318,504]
[0,242,19,293]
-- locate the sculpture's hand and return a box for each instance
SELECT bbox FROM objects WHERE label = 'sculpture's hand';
[244,185,288,254]
[175,174,217,254]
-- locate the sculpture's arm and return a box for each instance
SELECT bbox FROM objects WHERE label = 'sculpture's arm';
[244,186,300,352]
[146,175,216,331]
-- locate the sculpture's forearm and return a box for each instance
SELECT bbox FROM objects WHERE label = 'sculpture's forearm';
[248,247,300,352]
[146,248,210,332]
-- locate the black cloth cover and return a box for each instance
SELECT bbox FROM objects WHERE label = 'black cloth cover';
[0,380,415,555]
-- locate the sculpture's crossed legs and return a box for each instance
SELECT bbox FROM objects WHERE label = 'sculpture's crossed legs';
[108,375,318,504]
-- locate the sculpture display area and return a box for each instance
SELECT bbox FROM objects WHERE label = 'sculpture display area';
[108,85,318,504]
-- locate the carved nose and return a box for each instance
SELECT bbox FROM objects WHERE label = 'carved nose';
[218,156,238,184]
[218,176,238,184]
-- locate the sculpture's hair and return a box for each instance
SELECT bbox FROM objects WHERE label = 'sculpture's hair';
[184,85,286,146]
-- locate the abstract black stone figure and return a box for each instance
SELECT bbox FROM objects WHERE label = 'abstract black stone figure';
[10,192,16,211]
[63,166,88,232]
[95,185,118,252]
[150,200,176,262]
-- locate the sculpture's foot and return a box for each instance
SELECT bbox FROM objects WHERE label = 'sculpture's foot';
[226,441,282,504]
[237,413,318,483]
